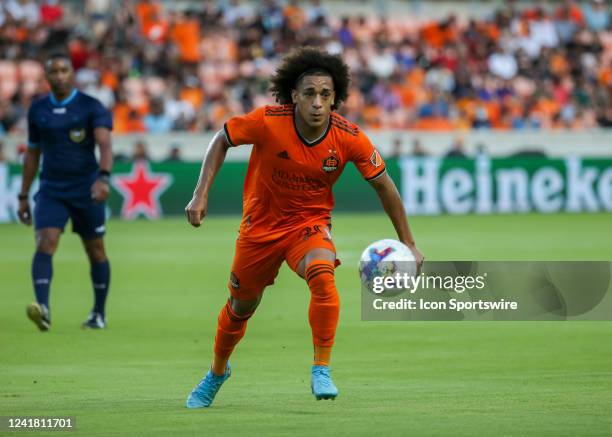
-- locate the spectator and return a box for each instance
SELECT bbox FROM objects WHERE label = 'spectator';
[125,110,146,134]
[306,0,327,25]
[475,142,488,157]
[5,0,40,27]
[488,47,518,80]
[445,137,468,159]
[389,136,403,158]
[132,140,150,161]
[368,44,397,79]
[81,73,115,109]
[223,0,251,26]
[144,98,172,133]
[583,0,609,32]
[164,143,183,162]
[170,10,201,64]
[0,0,610,134]
[40,0,63,25]
[411,138,427,157]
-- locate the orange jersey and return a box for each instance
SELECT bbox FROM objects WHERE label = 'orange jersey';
[224,104,386,242]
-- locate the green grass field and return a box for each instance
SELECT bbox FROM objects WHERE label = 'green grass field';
[1,213,612,436]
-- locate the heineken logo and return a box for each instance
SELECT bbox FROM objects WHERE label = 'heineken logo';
[400,157,612,215]
[112,161,172,219]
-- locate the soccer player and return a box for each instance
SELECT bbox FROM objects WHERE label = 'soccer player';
[184,47,423,407]
[17,53,113,331]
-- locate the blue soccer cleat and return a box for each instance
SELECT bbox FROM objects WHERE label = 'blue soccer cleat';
[186,364,231,408]
[311,365,338,400]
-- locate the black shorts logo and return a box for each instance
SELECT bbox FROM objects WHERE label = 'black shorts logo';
[230,272,240,289]
[322,155,340,173]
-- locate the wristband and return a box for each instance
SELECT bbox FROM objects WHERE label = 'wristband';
[18,194,28,201]
[98,170,111,184]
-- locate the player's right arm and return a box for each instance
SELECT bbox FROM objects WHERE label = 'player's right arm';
[185,130,232,227]
[18,104,42,225]
[185,107,264,227]
[18,147,41,225]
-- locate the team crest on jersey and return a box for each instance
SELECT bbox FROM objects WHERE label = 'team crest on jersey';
[69,128,86,143]
[322,155,340,173]
[370,149,383,168]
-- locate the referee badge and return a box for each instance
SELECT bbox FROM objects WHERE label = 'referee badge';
[69,128,86,143]
[322,155,340,173]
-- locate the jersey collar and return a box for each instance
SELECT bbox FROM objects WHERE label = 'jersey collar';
[50,88,78,106]
[293,106,332,148]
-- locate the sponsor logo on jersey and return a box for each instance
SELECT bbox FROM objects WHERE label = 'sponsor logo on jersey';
[370,149,383,168]
[69,128,86,143]
[322,155,340,173]
[271,168,326,190]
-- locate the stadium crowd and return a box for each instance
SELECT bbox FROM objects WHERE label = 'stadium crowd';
[0,0,611,136]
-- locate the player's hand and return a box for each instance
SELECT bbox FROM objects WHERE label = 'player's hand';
[91,179,110,203]
[18,199,32,225]
[185,194,208,227]
[407,244,424,274]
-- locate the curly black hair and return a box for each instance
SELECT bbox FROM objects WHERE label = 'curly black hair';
[270,47,350,111]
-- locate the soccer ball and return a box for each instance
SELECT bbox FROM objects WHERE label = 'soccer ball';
[359,239,417,295]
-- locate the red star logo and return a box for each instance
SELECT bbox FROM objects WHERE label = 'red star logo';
[112,161,172,219]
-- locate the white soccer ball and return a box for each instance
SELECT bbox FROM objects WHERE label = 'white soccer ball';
[359,239,417,294]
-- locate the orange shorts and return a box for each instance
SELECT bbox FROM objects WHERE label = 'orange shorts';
[228,222,337,300]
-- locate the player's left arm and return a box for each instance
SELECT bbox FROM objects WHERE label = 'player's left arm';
[349,129,424,268]
[91,99,113,203]
[92,126,113,202]
[369,173,424,268]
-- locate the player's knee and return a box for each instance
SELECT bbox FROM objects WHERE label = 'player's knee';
[299,248,335,277]
[88,248,107,264]
[305,261,337,300]
[36,233,59,254]
[229,295,260,318]
[84,240,107,263]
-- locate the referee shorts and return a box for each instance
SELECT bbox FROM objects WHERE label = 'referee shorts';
[34,190,106,240]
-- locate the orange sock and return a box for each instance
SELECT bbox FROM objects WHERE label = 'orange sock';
[305,260,339,366]
[313,345,332,367]
[212,300,252,374]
